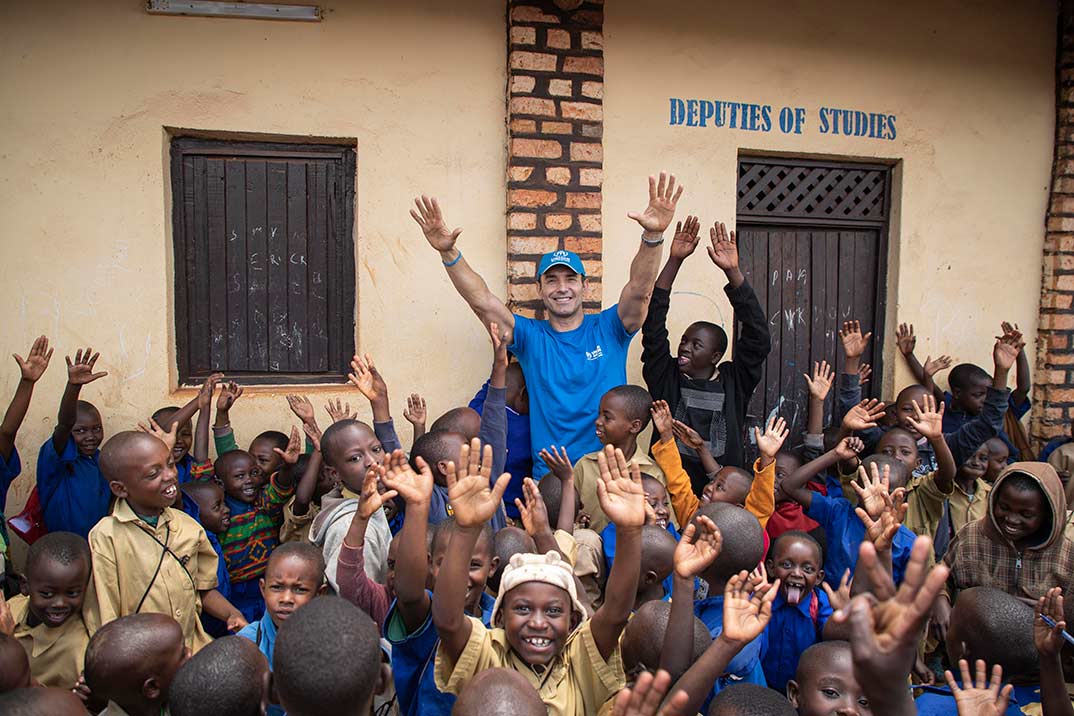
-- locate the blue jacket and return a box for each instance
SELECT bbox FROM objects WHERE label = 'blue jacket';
[471,381,532,519]
[36,436,110,539]
[760,587,833,693]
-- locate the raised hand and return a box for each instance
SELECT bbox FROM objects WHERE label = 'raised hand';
[650,400,675,442]
[671,419,705,451]
[197,373,223,410]
[348,353,382,402]
[403,393,427,428]
[669,215,701,260]
[13,335,53,382]
[324,398,357,424]
[858,363,872,387]
[65,347,107,385]
[380,449,433,506]
[410,195,461,252]
[895,323,916,356]
[754,416,789,460]
[839,321,872,359]
[803,360,835,401]
[539,445,574,483]
[302,423,322,452]
[721,570,778,645]
[842,398,887,432]
[906,394,944,440]
[358,464,398,520]
[627,171,684,234]
[610,670,690,716]
[706,221,739,271]
[833,436,865,462]
[272,426,303,466]
[674,515,722,579]
[137,417,178,453]
[515,477,552,537]
[595,445,647,529]
[852,462,892,520]
[445,438,510,528]
[217,381,243,413]
[489,321,508,367]
[993,330,1023,373]
[923,354,953,378]
[855,488,907,551]
[1034,587,1067,658]
[943,660,1013,716]
[822,569,853,612]
[286,394,317,427]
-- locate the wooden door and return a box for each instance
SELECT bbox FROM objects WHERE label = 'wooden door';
[734,158,891,450]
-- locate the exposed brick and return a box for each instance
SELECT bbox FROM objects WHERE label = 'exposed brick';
[1049,369,1071,385]
[1048,215,1074,232]
[509,236,559,255]
[1047,387,1074,403]
[548,78,574,97]
[581,31,603,49]
[510,118,538,134]
[1052,195,1074,215]
[579,213,602,232]
[1045,233,1074,252]
[509,165,535,182]
[546,166,571,184]
[545,213,574,230]
[508,212,537,230]
[571,9,603,25]
[507,260,536,280]
[513,305,539,319]
[1049,253,1074,271]
[579,167,603,186]
[509,282,541,302]
[561,101,603,121]
[511,75,537,94]
[563,56,603,75]
[1063,84,1074,105]
[1049,332,1070,350]
[565,236,602,254]
[511,26,536,45]
[511,51,558,72]
[546,28,571,49]
[580,122,603,138]
[1058,274,1074,291]
[583,282,603,302]
[511,6,559,23]
[566,192,601,209]
[570,142,602,162]
[1050,351,1074,364]
[542,121,574,135]
[510,189,558,207]
[581,259,603,277]
[581,81,603,99]
[1056,176,1074,195]
[510,97,557,117]
[511,138,562,158]
[1057,158,1074,175]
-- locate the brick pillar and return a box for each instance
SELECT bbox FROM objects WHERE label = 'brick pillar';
[506,0,604,318]
[1032,0,1074,447]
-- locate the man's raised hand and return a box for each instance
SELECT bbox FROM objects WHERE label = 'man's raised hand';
[411,195,462,253]
[628,171,684,235]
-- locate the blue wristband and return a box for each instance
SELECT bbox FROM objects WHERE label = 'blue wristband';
[443,250,463,268]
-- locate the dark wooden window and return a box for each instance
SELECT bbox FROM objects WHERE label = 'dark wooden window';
[170,138,356,385]
[735,157,892,448]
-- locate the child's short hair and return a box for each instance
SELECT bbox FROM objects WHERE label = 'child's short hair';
[538,475,566,528]
[26,531,91,577]
[410,430,466,475]
[429,407,481,436]
[253,430,289,451]
[493,526,536,567]
[640,525,676,583]
[949,363,990,391]
[84,613,184,701]
[691,320,729,358]
[99,431,159,482]
[267,542,327,584]
[708,682,795,716]
[168,636,268,716]
[213,449,253,479]
[453,667,545,716]
[604,385,654,428]
[860,453,910,488]
[0,687,89,715]
[693,503,764,581]
[621,600,710,678]
[319,419,373,466]
[273,597,382,716]
[431,517,493,556]
[947,587,1038,678]
[769,530,823,564]
[795,640,851,683]
[0,634,30,693]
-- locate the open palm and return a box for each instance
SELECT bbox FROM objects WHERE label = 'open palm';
[673,516,721,579]
[410,195,461,251]
[596,445,646,528]
[628,172,683,233]
[446,438,509,527]
[382,450,433,505]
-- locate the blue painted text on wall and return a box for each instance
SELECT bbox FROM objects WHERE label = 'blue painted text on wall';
[668,99,897,140]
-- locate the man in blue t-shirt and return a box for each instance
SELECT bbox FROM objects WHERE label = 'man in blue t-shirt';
[411,173,685,478]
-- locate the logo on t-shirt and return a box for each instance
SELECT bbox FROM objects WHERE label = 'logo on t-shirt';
[586,345,604,361]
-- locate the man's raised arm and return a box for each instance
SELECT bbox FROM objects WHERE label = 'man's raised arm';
[411,195,515,341]
[618,172,684,333]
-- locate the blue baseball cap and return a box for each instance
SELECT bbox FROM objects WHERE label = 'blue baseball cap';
[537,249,586,278]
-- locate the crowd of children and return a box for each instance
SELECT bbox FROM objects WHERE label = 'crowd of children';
[0,186,1072,716]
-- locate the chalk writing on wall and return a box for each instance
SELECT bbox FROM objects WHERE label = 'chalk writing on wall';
[668,99,897,140]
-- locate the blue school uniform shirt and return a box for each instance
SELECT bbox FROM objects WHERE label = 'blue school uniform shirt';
[760,587,833,693]
[805,493,917,588]
[238,612,284,716]
[385,590,496,716]
[510,305,634,480]
[175,453,193,484]
[694,594,767,711]
[36,436,111,539]
[601,521,679,600]
[915,682,1042,716]
[0,447,21,545]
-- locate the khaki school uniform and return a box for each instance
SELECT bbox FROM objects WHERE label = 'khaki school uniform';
[573,451,667,535]
[902,472,953,539]
[573,528,605,610]
[99,702,132,716]
[8,594,88,689]
[85,500,218,652]
[279,496,319,544]
[435,617,624,716]
[949,478,991,536]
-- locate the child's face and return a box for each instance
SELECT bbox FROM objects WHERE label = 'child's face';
[957,444,990,484]
[642,479,670,529]
[72,406,104,457]
[952,376,990,416]
[385,537,400,600]
[876,432,919,472]
[993,481,1045,547]
[676,323,721,378]
[706,467,751,507]
[112,438,180,514]
[501,582,575,666]
[24,557,90,628]
[248,437,283,484]
[430,532,497,615]
[768,538,823,606]
[173,420,193,463]
[788,647,870,716]
[221,453,260,504]
[774,453,803,504]
[325,424,386,494]
[193,485,231,534]
[594,394,638,448]
[894,387,931,438]
[984,440,1009,484]
[260,555,324,626]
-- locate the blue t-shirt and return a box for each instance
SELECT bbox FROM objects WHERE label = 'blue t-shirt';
[385,590,495,716]
[916,682,1042,716]
[510,306,635,479]
[694,594,767,711]
[36,436,111,539]
[175,453,193,484]
[238,612,284,716]
[760,587,833,693]
[0,447,22,545]
[805,493,916,588]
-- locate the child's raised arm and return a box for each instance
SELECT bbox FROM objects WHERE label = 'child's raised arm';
[610,670,691,716]
[803,360,834,438]
[479,322,510,485]
[905,395,955,492]
[649,401,700,527]
[349,353,402,453]
[292,424,323,516]
[590,446,647,661]
[749,416,788,527]
[1,335,52,460]
[1002,322,1031,408]
[337,463,398,626]
[515,477,565,558]
[661,516,721,680]
[213,381,243,454]
[782,437,864,509]
[433,439,510,664]
[380,449,436,632]
[404,393,427,441]
[285,394,320,452]
[271,426,303,491]
[1034,587,1074,716]
[671,420,722,478]
[943,660,1013,716]
[539,445,577,533]
[324,398,357,424]
[192,375,219,464]
[654,215,700,291]
[53,347,107,454]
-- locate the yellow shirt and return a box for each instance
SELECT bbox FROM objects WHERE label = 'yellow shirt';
[573,450,667,534]
[279,496,319,544]
[948,478,991,536]
[9,593,88,689]
[85,500,219,652]
[573,528,605,610]
[435,617,625,716]
[903,472,952,539]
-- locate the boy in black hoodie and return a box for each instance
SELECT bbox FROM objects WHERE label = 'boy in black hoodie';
[641,216,771,494]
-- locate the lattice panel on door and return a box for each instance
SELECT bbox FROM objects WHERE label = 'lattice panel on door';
[737,161,888,221]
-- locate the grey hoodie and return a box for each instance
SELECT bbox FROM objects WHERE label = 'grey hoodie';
[310,489,391,590]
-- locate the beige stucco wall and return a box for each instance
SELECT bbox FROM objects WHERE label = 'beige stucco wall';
[0,1,508,538]
[602,0,1055,401]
